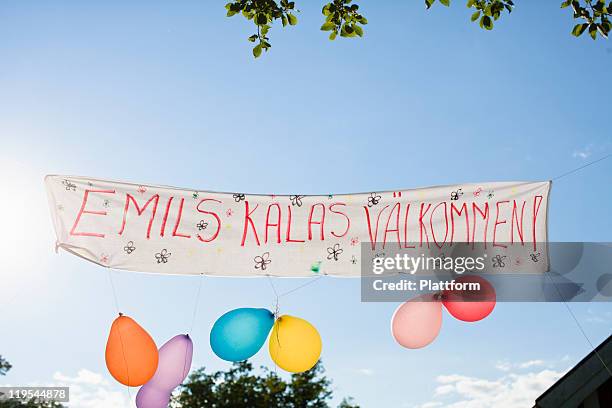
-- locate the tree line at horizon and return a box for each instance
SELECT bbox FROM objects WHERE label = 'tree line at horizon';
[0,355,359,407]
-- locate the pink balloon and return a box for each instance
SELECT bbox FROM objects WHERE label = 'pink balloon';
[391,294,442,349]
[443,275,496,322]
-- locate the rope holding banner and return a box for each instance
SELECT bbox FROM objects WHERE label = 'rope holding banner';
[551,152,612,181]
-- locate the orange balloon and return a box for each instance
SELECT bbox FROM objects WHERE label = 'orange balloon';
[105,314,158,386]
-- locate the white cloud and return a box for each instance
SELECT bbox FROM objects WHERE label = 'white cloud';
[419,403,444,408]
[415,365,567,408]
[53,370,107,386]
[518,360,545,369]
[494,359,545,371]
[572,144,593,159]
[494,362,512,372]
[357,368,374,376]
[48,370,132,408]
[585,308,612,324]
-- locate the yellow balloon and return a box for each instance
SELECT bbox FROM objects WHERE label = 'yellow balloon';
[268,315,322,373]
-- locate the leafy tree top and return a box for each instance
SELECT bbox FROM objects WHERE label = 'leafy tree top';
[225,0,611,58]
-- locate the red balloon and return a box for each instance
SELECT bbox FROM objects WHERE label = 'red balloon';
[442,275,496,322]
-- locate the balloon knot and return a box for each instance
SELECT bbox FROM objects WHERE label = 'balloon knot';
[434,293,445,301]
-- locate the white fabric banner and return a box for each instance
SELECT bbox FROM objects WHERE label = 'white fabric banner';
[45,175,550,277]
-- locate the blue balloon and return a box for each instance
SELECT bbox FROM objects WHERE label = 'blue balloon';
[210,308,274,362]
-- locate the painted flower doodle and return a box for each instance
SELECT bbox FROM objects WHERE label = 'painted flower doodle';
[233,193,245,202]
[367,193,381,207]
[530,252,541,262]
[137,185,147,194]
[192,191,199,199]
[123,241,136,254]
[372,252,386,265]
[155,249,171,264]
[226,208,234,217]
[99,253,110,264]
[350,255,357,265]
[62,179,76,191]
[492,255,507,268]
[450,188,463,201]
[350,237,359,246]
[196,220,208,231]
[487,190,495,199]
[473,187,483,197]
[254,252,272,271]
[290,195,305,207]
[327,243,343,261]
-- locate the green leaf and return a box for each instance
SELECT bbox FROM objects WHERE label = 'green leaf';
[597,24,609,38]
[572,23,588,36]
[481,15,493,30]
[467,0,476,7]
[248,34,258,42]
[281,15,287,26]
[440,0,450,6]
[255,13,267,25]
[322,4,331,16]
[253,43,262,58]
[589,23,598,39]
[425,0,436,9]
[329,31,337,40]
[288,13,298,25]
[321,22,335,31]
[354,24,364,36]
[471,10,481,21]
[561,0,572,7]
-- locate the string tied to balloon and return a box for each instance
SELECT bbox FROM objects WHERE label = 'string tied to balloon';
[188,273,205,335]
[266,274,281,320]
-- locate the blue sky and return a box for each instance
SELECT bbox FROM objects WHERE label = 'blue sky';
[1,1,611,407]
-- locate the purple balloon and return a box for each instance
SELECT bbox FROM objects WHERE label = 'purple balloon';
[149,334,194,390]
[136,385,170,408]
[136,334,193,408]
